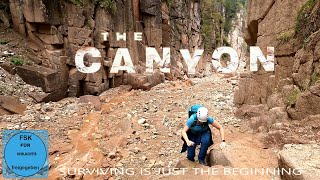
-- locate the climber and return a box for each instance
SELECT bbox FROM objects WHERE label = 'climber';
[181,104,226,166]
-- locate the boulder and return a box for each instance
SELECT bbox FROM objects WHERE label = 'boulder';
[146,70,165,86]
[49,141,73,156]
[127,71,165,90]
[310,83,320,96]
[288,91,320,120]
[250,107,289,132]
[267,93,285,109]
[267,107,288,122]
[278,144,320,180]
[15,65,59,92]
[0,63,16,75]
[127,73,148,89]
[27,30,46,47]
[301,115,320,141]
[295,48,313,64]
[141,82,153,91]
[252,107,289,133]
[79,95,101,111]
[275,42,296,57]
[207,149,232,167]
[28,89,66,103]
[301,114,320,131]
[235,104,268,119]
[0,95,26,114]
[103,136,128,151]
[0,107,12,116]
[250,116,269,131]
[31,25,63,45]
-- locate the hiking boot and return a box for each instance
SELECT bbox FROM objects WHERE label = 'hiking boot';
[199,160,208,166]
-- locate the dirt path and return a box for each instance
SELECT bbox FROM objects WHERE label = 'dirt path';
[49,112,105,180]
[47,89,134,180]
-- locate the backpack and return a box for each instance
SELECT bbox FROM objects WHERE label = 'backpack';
[188,104,208,128]
[188,104,203,118]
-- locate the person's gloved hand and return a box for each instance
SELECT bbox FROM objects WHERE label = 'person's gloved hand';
[220,142,226,149]
[187,140,195,146]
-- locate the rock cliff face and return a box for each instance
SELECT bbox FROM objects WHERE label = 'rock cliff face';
[2,0,202,100]
[0,0,226,102]
[7,0,170,100]
[228,8,247,71]
[235,0,320,121]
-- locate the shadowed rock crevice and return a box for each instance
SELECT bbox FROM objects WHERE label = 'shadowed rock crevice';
[245,19,258,45]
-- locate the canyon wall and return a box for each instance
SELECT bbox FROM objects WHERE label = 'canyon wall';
[2,0,221,102]
[235,0,320,121]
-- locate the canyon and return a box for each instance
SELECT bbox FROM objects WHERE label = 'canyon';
[0,0,319,179]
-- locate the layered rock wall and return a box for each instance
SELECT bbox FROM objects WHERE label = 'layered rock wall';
[236,0,320,121]
[4,0,210,101]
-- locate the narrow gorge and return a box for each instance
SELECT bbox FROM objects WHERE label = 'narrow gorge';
[0,0,319,180]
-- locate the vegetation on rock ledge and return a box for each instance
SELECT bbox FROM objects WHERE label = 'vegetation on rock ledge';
[295,0,320,42]
[66,0,117,13]
[276,29,295,44]
[310,70,320,87]
[287,89,300,107]
[10,56,24,66]
[0,39,8,45]
[201,0,224,52]
[223,0,246,34]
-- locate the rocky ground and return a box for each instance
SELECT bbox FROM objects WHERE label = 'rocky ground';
[1,64,320,179]
[0,70,283,180]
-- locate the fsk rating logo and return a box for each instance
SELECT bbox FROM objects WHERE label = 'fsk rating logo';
[2,130,49,178]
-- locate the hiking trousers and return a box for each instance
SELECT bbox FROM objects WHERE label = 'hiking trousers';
[187,130,211,162]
